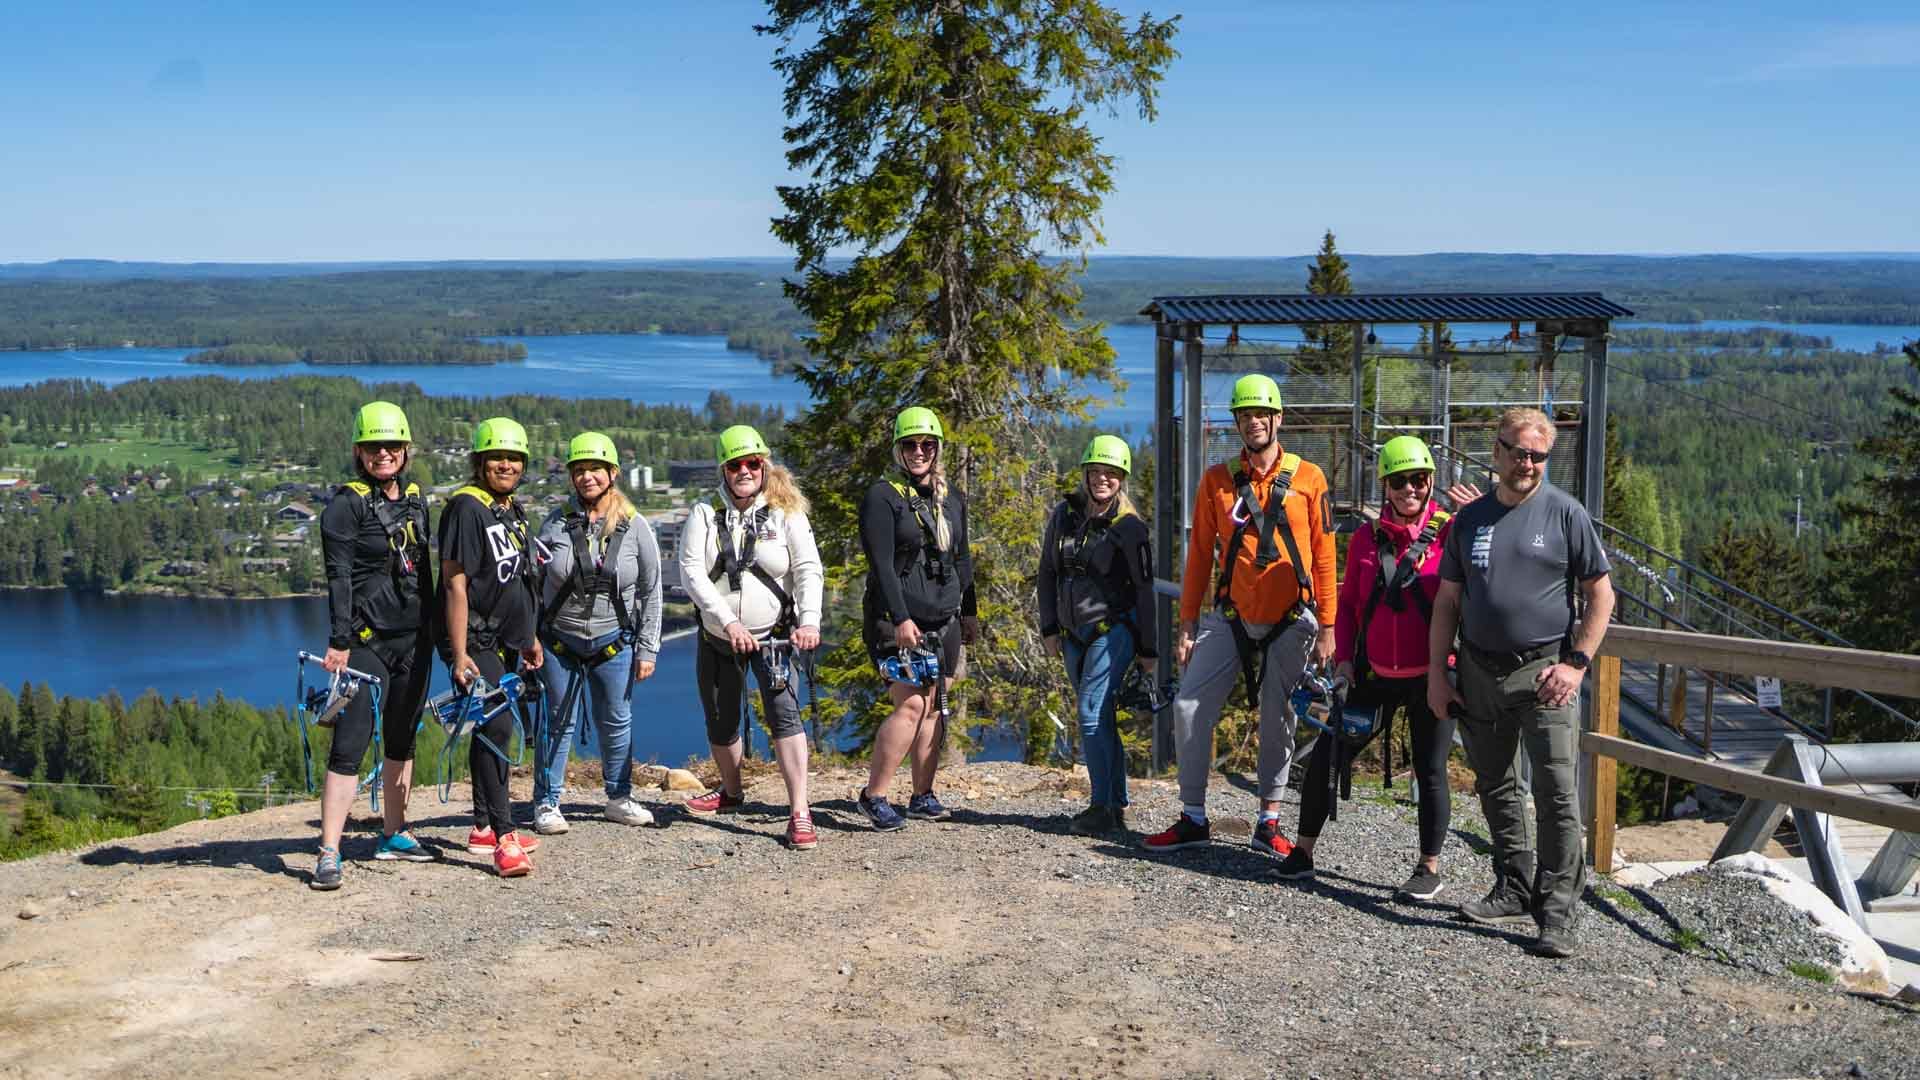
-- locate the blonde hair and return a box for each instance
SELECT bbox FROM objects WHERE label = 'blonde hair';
[1497,407,1556,445]
[764,462,810,517]
[893,441,952,551]
[1080,468,1139,520]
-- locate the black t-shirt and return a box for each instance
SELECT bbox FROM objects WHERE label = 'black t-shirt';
[437,490,536,651]
[320,483,430,648]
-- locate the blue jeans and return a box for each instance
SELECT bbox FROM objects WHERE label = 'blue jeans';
[1061,620,1133,808]
[537,628,635,805]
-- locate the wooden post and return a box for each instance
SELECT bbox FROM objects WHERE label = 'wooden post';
[1589,654,1621,874]
[1703,673,1715,754]
[1668,667,1687,735]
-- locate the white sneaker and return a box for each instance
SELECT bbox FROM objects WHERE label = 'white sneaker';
[533,804,570,835]
[604,797,655,827]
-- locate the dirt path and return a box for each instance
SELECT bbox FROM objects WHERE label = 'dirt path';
[1,762,1911,1079]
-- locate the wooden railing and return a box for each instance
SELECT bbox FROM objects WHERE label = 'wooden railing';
[1586,625,1920,874]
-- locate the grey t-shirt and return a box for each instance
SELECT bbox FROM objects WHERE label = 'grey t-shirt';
[1439,481,1610,653]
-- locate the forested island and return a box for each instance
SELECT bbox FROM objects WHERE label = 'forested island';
[186,338,528,366]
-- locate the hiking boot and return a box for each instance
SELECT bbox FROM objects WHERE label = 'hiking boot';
[533,804,570,835]
[857,787,906,832]
[1459,887,1534,926]
[493,833,533,878]
[310,846,343,891]
[374,831,435,862]
[786,812,818,851]
[467,827,541,855]
[1397,866,1444,901]
[1250,818,1295,860]
[1140,814,1210,853]
[1530,925,1578,958]
[1273,848,1316,881]
[1069,805,1113,837]
[683,788,745,817]
[604,797,654,827]
[906,791,951,821]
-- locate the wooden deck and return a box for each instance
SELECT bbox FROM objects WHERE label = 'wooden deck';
[1616,660,1813,769]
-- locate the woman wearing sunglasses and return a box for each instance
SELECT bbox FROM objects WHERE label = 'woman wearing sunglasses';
[855,407,977,831]
[308,401,437,890]
[678,425,824,849]
[1275,436,1457,901]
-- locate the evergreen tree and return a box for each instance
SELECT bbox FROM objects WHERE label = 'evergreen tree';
[761,1,1177,759]
[1830,342,1920,706]
[1299,229,1353,372]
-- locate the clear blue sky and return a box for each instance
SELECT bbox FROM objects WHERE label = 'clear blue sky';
[3,1,1916,261]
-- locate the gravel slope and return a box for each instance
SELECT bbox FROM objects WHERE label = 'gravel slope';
[1,761,1913,1079]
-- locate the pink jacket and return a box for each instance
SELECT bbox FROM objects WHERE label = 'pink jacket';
[1333,503,1451,679]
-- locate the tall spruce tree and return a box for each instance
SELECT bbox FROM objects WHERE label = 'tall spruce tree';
[1300,229,1353,372]
[1832,342,1920,666]
[761,1,1178,758]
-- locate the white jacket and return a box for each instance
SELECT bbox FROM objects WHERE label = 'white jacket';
[679,491,824,638]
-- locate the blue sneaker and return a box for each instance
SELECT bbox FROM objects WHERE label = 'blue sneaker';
[373,831,435,863]
[906,791,951,821]
[857,788,906,832]
[310,846,342,891]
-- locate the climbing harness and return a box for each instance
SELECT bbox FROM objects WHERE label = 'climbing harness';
[1294,665,1379,822]
[1214,454,1313,700]
[337,480,431,642]
[1349,506,1450,788]
[707,498,797,636]
[1115,664,1177,714]
[886,478,950,586]
[880,627,950,726]
[428,670,540,804]
[291,649,392,810]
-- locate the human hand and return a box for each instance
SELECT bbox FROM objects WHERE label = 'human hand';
[1534,662,1584,708]
[793,625,821,651]
[520,640,544,671]
[1427,675,1465,722]
[1446,481,1484,509]
[322,647,351,675]
[726,621,759,654]
[1042,635,1061,659]
[1334,660,1354,685]
[631,658,656,682]
[960,615,979,645]
[1313,628,1337,665]
[1175,630,1194,669]
[450,652,478,688]
[1136,655,1158,676]
[893,618,922,651]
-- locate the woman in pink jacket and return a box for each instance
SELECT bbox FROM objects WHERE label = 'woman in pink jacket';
[1275,436,1457,901]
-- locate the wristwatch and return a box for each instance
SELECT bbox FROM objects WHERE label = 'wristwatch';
[1564,650,1591,671]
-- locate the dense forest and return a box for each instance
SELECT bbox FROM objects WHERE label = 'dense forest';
[187,338,528,366]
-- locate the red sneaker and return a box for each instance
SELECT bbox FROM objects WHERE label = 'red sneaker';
[1251,818,1294,860]
[786,813,818,851]
[467,827,540,855]
[1139,814,1211,853]
[683,788,745,817]
[494,833,533,877]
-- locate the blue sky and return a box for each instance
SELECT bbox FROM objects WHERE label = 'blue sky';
[2,1,1916,261]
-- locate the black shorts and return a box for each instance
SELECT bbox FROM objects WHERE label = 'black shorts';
[866,615,964,684]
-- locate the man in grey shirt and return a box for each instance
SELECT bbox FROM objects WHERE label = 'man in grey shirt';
[1428,408,1614,958]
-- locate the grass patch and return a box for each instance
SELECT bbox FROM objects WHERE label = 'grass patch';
[1594,883,1647,913]
[1673,927,1707,953]
[1786,961,1834,984]
[17,426,233,472]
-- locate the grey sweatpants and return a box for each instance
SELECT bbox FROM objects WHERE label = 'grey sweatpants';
[1174,609,1318,806]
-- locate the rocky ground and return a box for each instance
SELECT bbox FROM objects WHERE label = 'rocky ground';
[1,760,1913,1079]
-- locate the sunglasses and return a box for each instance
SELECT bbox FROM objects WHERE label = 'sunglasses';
[724,456,765,474]
[1386,472,1433,491]
[1496,436,1550,465]
[361,441,406,455]
[899,437,940,454]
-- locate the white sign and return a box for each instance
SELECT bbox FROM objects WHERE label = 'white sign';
[1756,676,1783,709]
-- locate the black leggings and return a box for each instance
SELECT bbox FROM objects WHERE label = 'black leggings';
[1298,674,1455,857]
[325,633,432,777]
[696,633,804,745]
[466,647,524,835]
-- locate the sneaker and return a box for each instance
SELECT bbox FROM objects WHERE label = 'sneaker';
[1069,805,1112,837]
[1139,814,1210,853]
[466,827,541,855]
[493,833,533,878]
[604,797,655,827]
[1397,866,1444,901]
[1274,848,1316,881]
[857,787,907,832]
[533,804,570,835]
[1459,887,1534,926]
[683,788,745,817]
[906,791,951,821]
[786,813,818,851]
[1530,925,1578,958]
[1250,818,1295,860]
[373,831,436,862]
[310,846,342,891]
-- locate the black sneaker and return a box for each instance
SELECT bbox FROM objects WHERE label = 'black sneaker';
[1397,866,1444,901]
[905,791,951,821]
[1068,805,1111,837]
[1249,817,1295,861]
[1273,848,1315,881]
[857,787,907,832]
[1530,925,1578,958]
[1459,888,1533,926]
[309,846,342,891]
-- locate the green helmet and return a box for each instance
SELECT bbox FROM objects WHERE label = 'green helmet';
[471,417,529,457]
[353,401,411,444]
[715,424,770,465]
[1230,374,1283,412]
[1080,434,1132,475]
[894,406,944,442]
[567,431,618,469]
[1377,435,1436,480]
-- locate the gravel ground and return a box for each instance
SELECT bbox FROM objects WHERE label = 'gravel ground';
[1,760,1914,1079]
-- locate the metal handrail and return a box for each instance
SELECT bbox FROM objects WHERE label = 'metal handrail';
[1596,519,1849,646]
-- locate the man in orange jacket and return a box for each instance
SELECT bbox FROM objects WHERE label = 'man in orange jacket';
[1141,374,1337,856]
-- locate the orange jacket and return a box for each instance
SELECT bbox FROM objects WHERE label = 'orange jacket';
[1179,448,1338,628]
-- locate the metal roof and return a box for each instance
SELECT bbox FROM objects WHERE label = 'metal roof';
[1139,292,1633,325]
